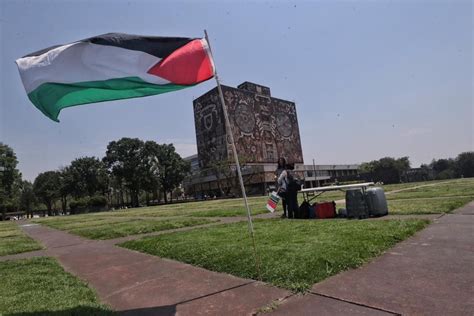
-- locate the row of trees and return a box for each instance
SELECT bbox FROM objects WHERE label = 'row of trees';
[2,138,473,217]
[0,143,23,219]
[0,138,190,218]
[360,157,411,184]
[427,152,474,179]
[360,152,474,184]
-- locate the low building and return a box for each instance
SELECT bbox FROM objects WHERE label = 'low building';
[183,154,360,198]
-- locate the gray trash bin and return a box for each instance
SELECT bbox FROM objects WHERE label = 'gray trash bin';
[346,189,369,219]
[365,187,388,217]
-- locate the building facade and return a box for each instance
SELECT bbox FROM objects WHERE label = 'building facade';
[184,82,359,197]
[193,82,303,168]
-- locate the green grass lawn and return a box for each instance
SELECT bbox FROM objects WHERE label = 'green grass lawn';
[337,196,472,215]
[35,217,217,240]
[379,179,464,192]
[326,178,474,215]
[387,196,473,215]
[185,207,266,217]
[0,257,112,315]
[301,178,473,203]
[30,178,473,239]
[385,178,474,200]
[33,196,269,219]
[33,216,130,230]
[121,218,428,292]
[107,197,270,218]
[0,222,42,256]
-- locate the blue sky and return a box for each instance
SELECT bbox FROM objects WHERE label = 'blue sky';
[1,0,472,181]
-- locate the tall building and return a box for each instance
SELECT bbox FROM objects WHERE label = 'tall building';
[184,82,359,197]
[193,82,303,168]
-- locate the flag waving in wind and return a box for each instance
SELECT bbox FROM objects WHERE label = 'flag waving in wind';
[15,33,215,121]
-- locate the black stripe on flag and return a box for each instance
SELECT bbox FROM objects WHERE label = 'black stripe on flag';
[22,45,64,58]
[84,33,194,58]
[22,33,195,59]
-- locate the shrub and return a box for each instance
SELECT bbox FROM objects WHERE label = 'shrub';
[88,195,107,207]
[69,197,89,210]
[436,169,455,180]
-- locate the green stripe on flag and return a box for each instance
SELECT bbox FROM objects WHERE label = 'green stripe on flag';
[27,77,190,121]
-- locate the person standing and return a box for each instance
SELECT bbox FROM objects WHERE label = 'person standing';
[276,157,288,218]
[284,162,299,219]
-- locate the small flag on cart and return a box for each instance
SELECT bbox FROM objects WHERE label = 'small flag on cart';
[266,191,280,213]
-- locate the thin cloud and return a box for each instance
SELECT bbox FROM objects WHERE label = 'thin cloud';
[401,128,432,137]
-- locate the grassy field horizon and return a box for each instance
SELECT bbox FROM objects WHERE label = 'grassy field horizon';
[28,178,474,240]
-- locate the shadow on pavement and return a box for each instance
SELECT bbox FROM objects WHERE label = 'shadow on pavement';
[118,305,176,316]
[6,305,178,316]
[6,306,115,316]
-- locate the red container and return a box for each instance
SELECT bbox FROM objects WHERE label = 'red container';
[314,201,336,219]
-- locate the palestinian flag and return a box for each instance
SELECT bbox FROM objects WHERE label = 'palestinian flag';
[15,33,215,121]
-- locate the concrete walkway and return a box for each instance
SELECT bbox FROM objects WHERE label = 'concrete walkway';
[18,223,290,315]
[272,201,474,315]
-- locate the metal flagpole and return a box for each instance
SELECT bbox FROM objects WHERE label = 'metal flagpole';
[313,158,317,188]
[204,30,261,277]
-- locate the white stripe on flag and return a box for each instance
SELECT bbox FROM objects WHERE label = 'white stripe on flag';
[16,42,170,93]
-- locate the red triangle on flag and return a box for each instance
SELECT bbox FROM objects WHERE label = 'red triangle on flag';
[148,39,214,85]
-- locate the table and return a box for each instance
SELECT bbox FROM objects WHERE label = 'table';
[300,182,375,203]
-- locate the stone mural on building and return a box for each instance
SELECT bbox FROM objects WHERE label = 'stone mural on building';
[193,90,227,168]
[193,82,303,168]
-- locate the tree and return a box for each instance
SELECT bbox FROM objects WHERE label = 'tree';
[0,143,22,219]
[58,167,74,214]
[155,144,190,203]
[420,164,434,181]
[436,169,455,180]
[454,152,474,178]
[360,156,411,184]
[359,162,375,174]
[19,180,36,218]
[103,138,145,207]
[206,155,257,197]
[65,157,108,198]
[140,141,162,205]
[108,174,126,208]
[428,153,473,179]
[430,158,454,174]
[33,171,61,216]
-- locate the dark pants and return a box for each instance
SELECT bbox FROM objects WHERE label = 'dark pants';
[278,191,288,217]
[282,198,287,216]
[286,191,299,219]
